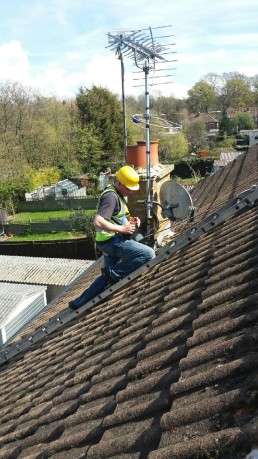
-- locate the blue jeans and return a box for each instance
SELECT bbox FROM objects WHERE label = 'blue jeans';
[99,235,156,281]
[70,236,155,308]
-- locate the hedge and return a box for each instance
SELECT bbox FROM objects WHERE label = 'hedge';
[173,158,215,178]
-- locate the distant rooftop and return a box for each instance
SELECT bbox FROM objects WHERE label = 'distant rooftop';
[0,255,94,286]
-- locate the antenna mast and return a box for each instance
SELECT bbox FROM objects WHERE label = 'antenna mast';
[106,26,177,243]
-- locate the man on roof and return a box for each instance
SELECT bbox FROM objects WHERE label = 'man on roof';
[69,165,156,310]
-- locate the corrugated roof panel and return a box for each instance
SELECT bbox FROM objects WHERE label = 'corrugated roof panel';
[0,256,94,286]
[4,294,46,341]
[0,282,47,327]
[220,151,244,163]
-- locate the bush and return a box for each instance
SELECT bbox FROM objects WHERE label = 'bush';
[70,210,95,240]
[173,157,215,178]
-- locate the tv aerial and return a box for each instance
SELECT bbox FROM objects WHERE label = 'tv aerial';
[131,113,182,134]
[106,26,177,243]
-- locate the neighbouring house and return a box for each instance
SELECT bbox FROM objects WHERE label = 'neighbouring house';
[239,129,258,147]
[0,207,7,224]
[0,255,94,304]
[0,282,47,346]
[0,146,258,458]
[0,255,94,346]
[99,172,114,190]
[25,178,86,201]
[189,112,220,131]
[70,174,97,188]
[0,208,8,236]
[207,150,245,175]
[206,128,219,140]
[227,106,258,128]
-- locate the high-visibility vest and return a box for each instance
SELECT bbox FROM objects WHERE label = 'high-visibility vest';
[95,185,131,242]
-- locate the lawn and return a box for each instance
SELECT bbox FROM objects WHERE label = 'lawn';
[8,232,86,242]
[6,209,96,241]
[9,210,77,223]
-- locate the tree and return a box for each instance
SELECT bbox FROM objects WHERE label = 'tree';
[0,182,16,214]
[220,77,253,110]
[77,124,104,172]
[158,133,188,162]
[218,112,233,136]
[203,72,223,96]
[76,86,124,167]
[231,112,255,132]
[250,74,258,105]
[187,81,216,113]
[0,82,79,177]
[32,167,61,189]
[184,120,207,152]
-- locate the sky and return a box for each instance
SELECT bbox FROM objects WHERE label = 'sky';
[0,0,258,103]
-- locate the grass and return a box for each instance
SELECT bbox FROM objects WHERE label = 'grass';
[9,210,83,223]
[6,209,96,241]
[176,177,203,183]
[8,232,86,242]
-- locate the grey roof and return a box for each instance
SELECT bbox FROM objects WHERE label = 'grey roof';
[214,150,244,167]
[0,282,47,327]
[0,255,94,286]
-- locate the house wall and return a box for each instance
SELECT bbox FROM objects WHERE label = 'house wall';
[1,291,46,345]
[240,129,258,147]
[0,208,8,224]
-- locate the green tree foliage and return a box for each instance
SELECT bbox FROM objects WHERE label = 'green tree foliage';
[231,112,255,131]
[250,74,258,105]
[187,81,216,113]
[32,166,61,189]
[0,182,17,214]
[216,137,236,149]
[158,133,188,162]
[76,86,124,168]
[77,124,104,172]
[125,96,145,145]
[173,158,214,178]
[218,112,233,136]
[70,210,95,240]
[183,120,208,152]
[0,82,79,177]
[220,76,253,110]
[150,94,183,124]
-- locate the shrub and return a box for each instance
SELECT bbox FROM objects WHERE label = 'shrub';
[173,157,215,178]
[70,210,95,240]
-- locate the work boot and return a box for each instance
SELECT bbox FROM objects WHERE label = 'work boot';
[101,268,117,285]
[69,299,85,310]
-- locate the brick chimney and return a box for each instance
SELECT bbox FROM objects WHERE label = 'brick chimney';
[126,141,174,241]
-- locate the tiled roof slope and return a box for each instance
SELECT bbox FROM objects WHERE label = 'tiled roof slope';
[0,148,257,458]
[190,147,256,221]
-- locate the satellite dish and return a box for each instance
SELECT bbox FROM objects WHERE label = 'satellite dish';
[159,181,194,221]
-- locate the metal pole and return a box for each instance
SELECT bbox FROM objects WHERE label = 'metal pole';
[120,51,127,162]
[143,60,151,243]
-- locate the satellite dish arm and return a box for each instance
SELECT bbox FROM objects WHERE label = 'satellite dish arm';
[152,200,179,221]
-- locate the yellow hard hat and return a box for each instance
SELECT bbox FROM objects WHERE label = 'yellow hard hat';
[116,166,140,190]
